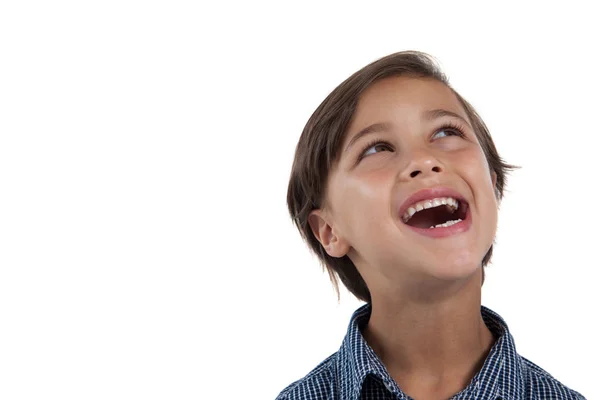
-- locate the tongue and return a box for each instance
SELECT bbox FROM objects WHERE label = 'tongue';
[406,205,455,229]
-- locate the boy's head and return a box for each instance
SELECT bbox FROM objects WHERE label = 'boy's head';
[287,51,516,303]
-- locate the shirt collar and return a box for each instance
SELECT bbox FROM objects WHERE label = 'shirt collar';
[336,303,525,400]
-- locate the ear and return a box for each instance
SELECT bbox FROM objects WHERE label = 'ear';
[308,209,349,258]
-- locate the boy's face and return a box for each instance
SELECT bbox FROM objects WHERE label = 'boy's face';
[310,76,498,292]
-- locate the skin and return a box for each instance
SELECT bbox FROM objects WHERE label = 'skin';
[308,76,499,399]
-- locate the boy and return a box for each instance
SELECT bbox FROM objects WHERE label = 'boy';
[278,51,585,399]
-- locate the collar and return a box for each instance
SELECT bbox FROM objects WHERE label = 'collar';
[335,303,526,400]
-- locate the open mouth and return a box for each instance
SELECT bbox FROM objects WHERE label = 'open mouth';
[402,197,469,229]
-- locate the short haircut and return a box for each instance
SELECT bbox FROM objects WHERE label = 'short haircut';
[287,51,518,303]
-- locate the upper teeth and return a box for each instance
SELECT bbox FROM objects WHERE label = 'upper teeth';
[402,197,460,223]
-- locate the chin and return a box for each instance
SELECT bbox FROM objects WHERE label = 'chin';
[425,253,482,280]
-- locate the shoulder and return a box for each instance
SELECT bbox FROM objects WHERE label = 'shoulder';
[519,355,587,399]
[275,353,338,400]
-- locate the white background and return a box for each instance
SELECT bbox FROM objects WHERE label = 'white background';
[0,1,597,399]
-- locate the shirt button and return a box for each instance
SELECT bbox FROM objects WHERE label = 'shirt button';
[384,381,394,392]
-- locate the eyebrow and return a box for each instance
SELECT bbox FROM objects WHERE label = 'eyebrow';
[344,108,472,153]
[423,108,471,126]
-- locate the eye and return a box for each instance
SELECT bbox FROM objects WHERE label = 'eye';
[358,138,393,161]
[356,122,467,164]
[432,123,466,140]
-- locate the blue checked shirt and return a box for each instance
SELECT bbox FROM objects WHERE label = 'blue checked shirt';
[276,304,585,399]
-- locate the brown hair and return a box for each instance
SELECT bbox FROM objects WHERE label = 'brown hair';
[287,51,518,303]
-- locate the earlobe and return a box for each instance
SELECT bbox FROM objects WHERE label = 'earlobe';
[308,210,348,258]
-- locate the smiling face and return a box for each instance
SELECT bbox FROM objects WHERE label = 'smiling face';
[308,76,498,296]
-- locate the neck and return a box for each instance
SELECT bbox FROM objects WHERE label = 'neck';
[362,270,496,395]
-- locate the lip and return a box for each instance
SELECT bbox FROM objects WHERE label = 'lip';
[397,186,471,239]
[398,186,468,219]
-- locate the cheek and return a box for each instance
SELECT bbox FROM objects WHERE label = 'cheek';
[459,148,495,189]
[331,173,392,234]
[459,148,499,227]
[353,172,391,202]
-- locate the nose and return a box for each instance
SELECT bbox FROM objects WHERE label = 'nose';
[409,164,443,178]
[401,150,444,180]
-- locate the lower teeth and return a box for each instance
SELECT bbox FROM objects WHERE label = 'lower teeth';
[429,219,462,229]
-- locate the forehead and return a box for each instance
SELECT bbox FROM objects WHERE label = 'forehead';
[349,76,467,130]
